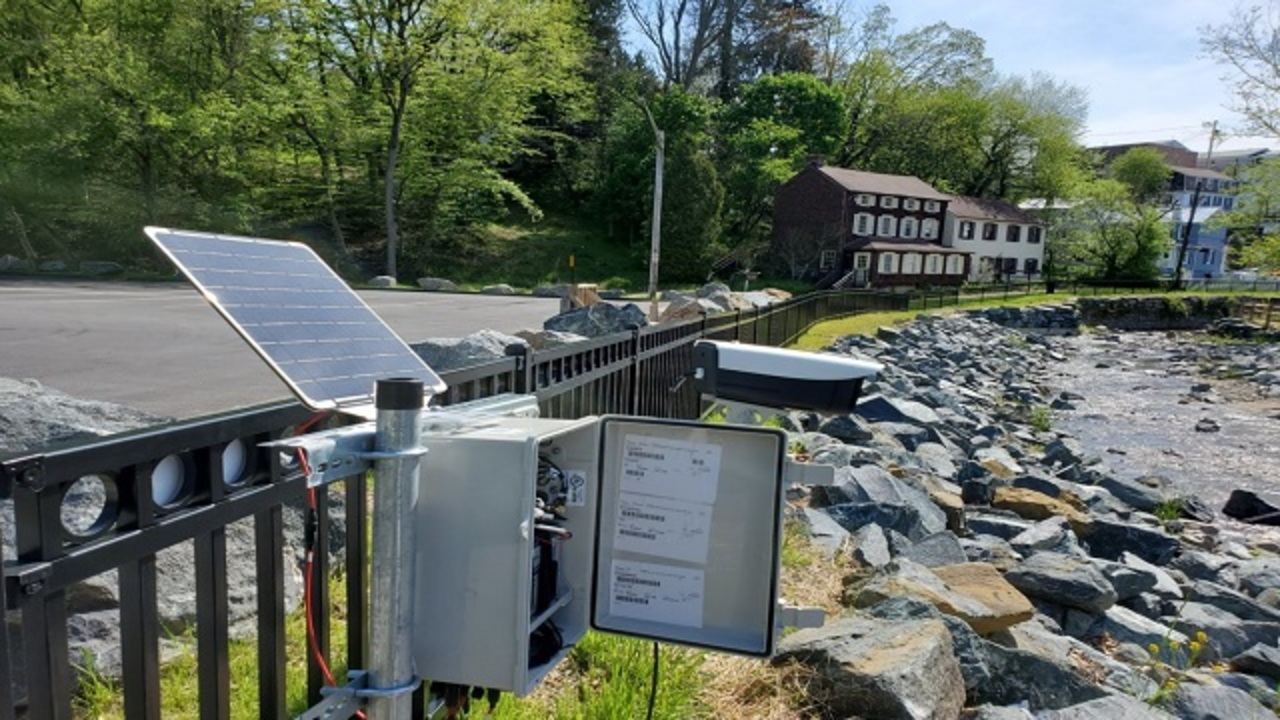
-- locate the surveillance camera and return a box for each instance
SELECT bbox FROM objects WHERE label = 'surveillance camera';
[692,340,883,415]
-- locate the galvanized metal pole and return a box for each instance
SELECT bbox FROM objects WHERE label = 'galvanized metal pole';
[368,378,424,719]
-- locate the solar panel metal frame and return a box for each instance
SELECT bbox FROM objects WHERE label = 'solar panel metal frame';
[145,226,446,415]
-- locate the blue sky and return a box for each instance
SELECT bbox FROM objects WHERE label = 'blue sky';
[888,0,1279,153]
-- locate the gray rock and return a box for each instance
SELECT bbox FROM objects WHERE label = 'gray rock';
[1093,559,1157,601]
[962,475,999,505]
[1081,517,1178,564]
[1041,437,1088,469]
[825,466,947,541]
[967,512,1034,541]
[416,276,458,291]
[532,283,571,298]
[511,329,588,350]
[797,508,849,560]
[856,394,942,426]
[1167,683,1274,720]
[901,531,968,568]
[544,302,647,337]
[1229,643,1280,677]
[0,254,33,272]
[1071,605,1187,648]
[1095,475,1166,512]
[774,615,966,720]
[1010,517,1082,558]
[973,446,1024,477]
[1005,552,1118,613]
[1187,579,1280,623]
[0,378,168,455]
[873,421,930,450]
[480,283,516,295]
[817,414,873,444]
[965,707,1034,720]
[914,443,959,480]
[961,535,1023,571]
[973,637,1110,711]
[1037,695,1174,719]
[1223,489,1280,525]
[1237,557,1280,597]
[1170,551,1237,585]
[39,260,67,272]
[1256,587,1280,610]
[827,502,945,543]
[79,261,123,275]
[411,330,527,371]
[367,275,396,287]
[659,296,722,322]
[1165,602,1280,659]
[850,523,892,568]
[1120,552,1183,600]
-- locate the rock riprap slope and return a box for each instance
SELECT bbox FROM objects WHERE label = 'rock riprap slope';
[778,310,1280,719]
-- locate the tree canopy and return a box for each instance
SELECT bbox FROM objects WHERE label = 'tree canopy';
[0,0,1104,283]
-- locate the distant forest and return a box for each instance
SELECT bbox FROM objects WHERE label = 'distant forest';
[0,1,1093,282]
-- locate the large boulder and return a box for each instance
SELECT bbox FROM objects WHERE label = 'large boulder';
[773,615,966,720]
[856,395,942,427]
[1222,489,1280,525]
[854,560,1034,635]
[544,302,647,337]
[1167,683,1276,720]
[416,276,458,291]
[410,330,527,371]
[1038,695,1173,719]
[0,378,167,455]
[1004,552,1117,613]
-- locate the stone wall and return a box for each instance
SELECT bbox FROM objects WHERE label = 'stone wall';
[1075,296,1241,330]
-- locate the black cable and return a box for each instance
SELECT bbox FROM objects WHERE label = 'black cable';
[645,641,659,720]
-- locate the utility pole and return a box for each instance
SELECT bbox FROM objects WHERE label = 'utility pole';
[640,104,665,322]
[1173,120,1221,290]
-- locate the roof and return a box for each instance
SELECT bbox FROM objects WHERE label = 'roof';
[1170,165,1233,181]
[1170,206,1224,223]
[947,196,1042,224]
[851,240,970,254]
[816,166,951,201]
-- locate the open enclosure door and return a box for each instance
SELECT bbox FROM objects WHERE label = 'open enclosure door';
[591,417,786,656]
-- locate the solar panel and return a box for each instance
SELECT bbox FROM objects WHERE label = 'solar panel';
[145,227,446,416]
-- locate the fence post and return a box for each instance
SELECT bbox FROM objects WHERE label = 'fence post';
[505,343,533,396]
[628,327,642,416]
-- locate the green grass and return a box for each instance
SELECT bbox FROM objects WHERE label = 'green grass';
[1028,406,1052,433]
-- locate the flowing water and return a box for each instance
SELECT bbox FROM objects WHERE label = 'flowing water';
[1048,332,1280,514]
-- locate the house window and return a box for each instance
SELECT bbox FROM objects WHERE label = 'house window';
[819,249,837,270]
[1225,198,1234,210]
[903,198,920,211]
[1007,225,1021,243]
[1198,248,1210,264]
[855,254,869,269]
[855,193,875,206]
[1002,258,1018,275]
[880,196,899,209]
[982,222,998,241]
[901,216,918,239]
[1024,258,1039,275]
[922,218,938,239]
[880,253,897,273]
[924,200,940,213]
[854,213,873,235]
[1028,226,1042,244]
[946,255,963,274]
[959,221,975,240]
[877,215,897,236]
[928,254,941,274]
[902,253,920,274]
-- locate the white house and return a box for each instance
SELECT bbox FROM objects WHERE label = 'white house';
[943,196,1047,282]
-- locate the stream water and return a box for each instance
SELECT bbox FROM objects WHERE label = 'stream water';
[1049,332,1280,515]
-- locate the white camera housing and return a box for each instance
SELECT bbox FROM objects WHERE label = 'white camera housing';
[692,340,882,414]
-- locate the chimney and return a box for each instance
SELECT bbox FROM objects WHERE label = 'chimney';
[807,154,825,168]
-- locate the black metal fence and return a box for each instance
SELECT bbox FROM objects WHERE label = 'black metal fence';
[0,288,935,720]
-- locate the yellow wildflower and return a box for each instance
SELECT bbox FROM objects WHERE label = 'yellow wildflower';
[1195,631,1208,643]
[1148,643,1161,656]
[1189,641,1202,653]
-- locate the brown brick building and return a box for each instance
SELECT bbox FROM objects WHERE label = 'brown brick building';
[771,161,970,288]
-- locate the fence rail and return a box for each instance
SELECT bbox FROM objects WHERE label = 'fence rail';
[0,286,950,719]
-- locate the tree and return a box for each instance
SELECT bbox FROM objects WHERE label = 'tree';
[1109,147,1173,204]
[1056,179,1169,281]
[625,0,728,90]
[718,72,844,251]
[1208,157,1280,269]
[1201,3,1280,137]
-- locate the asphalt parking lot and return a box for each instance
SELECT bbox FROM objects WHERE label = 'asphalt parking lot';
[0,279,561,419]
